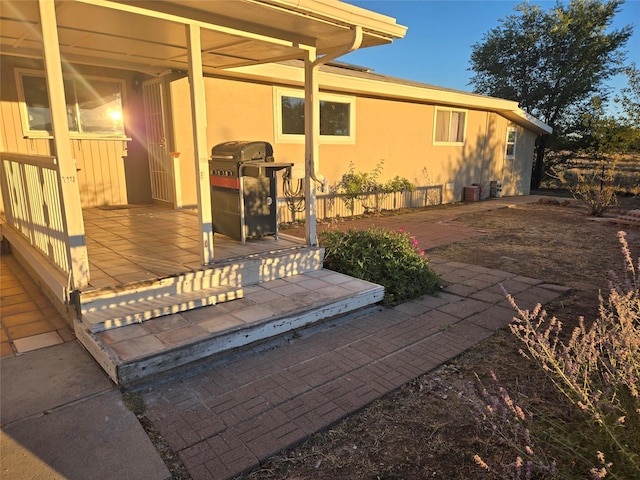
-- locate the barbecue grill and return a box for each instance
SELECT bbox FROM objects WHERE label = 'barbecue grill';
[209,141,293,243]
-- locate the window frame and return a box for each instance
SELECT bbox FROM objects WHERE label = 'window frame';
[273,87,356,145]
[433,107,467,145]
[505,127,518,159]
[15,68,129,140]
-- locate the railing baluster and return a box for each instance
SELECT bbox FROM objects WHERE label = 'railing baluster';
[0,153,69,274]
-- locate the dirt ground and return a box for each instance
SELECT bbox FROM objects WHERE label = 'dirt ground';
[233,194,640,480]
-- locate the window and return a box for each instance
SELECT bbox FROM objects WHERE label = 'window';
[274,88,355,144]
[16,69,126,138]
[505,127,517,158]
[434,108,466,144]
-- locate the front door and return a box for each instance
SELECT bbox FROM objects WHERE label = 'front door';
[142,78,174,205]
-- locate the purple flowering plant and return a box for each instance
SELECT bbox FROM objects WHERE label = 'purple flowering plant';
[475,231,639,479]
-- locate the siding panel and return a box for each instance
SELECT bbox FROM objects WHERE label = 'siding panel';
[1,56,144,211]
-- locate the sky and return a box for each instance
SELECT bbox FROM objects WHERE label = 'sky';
[341,0,640,103]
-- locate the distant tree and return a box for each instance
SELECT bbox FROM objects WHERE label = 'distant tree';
[615,63,640,150]
[469,0,632,188]
[566,97,625,154]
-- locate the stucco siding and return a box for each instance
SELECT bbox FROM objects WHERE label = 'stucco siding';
[168,73,538,208]
[1,54,541,218]
[2,55,541,216]
[507,127,536,196]
[170,76,277,208]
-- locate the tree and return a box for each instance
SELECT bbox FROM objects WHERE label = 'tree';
[469,0,632,188]
[615,63,640,150]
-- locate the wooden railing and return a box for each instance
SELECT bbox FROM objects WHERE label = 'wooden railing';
[278,185,444,223]
[0,153,70,274]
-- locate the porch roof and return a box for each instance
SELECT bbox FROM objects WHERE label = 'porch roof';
[0,0,407,74]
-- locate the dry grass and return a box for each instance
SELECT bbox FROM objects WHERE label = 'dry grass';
[545,152,640,196]
[236,195,640,480]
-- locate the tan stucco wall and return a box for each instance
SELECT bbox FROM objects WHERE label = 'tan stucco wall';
[507,127,536,196]
[170,77,276,208]
[168,71,540,213]
[2,56,537,217]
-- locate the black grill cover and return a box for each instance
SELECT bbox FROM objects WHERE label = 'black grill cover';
[210,141,274,165]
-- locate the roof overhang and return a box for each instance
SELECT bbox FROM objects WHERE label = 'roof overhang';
[0,0,407,75]
[227,61,553,135]
[498,109,552,135]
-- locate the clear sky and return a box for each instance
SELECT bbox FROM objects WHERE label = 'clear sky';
[341,0,639,103]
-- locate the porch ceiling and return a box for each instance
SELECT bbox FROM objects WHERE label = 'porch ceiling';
[0,0,407,74]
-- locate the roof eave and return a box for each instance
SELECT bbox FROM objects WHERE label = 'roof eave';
[227,62,551,134]
[258,0,408,42]
[500,109,553,135]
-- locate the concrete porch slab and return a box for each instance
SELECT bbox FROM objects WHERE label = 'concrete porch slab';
[0,341,170,480]
[1,390,170,480]
[0,342,112,424]
[75,269,384,386]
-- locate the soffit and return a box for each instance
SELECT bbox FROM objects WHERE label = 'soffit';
[0,0,406,75]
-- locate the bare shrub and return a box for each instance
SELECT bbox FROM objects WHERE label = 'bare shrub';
[554,162,619,216]
[473,371,558,479]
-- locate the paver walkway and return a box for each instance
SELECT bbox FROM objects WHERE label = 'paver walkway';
[1,195,571,479]
[141,257,570,480]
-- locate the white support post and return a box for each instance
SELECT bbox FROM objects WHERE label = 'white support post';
[38,0,90,290]
[301,29,362,247]
[186,23,214,264]
[304,49,319,246]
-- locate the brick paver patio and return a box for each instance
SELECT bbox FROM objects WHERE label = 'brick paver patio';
[141,256,570,480]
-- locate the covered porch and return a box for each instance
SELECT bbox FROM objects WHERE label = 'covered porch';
[82,206,305,290]
[3,202,384,386]
[0,0,405,383]
[73,205,382,386]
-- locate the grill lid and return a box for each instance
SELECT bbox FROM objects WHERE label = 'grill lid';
[210,141,274,163]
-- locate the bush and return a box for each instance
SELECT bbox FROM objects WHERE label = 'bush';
[486,230,640,479]
[333,161,415,215]
[554,162,619,216]
[473,371,558,479]
[319,227,441,306]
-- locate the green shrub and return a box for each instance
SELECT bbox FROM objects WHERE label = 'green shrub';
[319,227,441,306]
[333,161,415,215]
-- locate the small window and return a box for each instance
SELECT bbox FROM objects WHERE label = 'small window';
[505,127,517,158]
[16,69,126,138]
[434,108,466,144]
[319,100,350,136]
[281,96,305,135]
[275,88,355,144]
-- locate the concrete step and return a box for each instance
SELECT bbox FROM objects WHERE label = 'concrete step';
[81,285,244,333]
[74,269,384,386]
[79,246,323,332]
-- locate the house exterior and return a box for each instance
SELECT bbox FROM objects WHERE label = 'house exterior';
[0,0,406,292]
[1,55,552,217]
[0,0,550,382]
[167,60,551,213]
